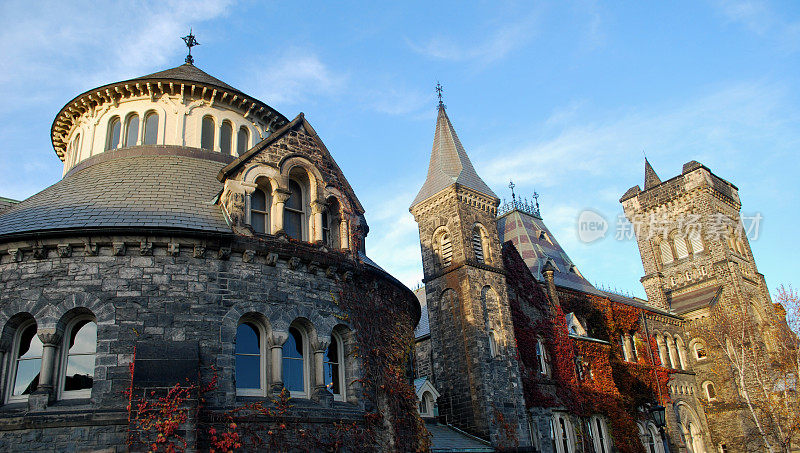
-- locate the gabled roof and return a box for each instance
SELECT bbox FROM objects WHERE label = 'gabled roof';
[410,106,497,208]
[218,113,364,214]
[498,208,601,295]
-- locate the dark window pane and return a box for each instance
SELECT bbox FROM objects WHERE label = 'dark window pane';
[252,190,266,211]
[284,328,303,358]
[283,358,304,392]
[251,213,266,234]
[64,354,95,391]
[143,113,158,145]
[235,355,260,389]
[237,127,249,155]
[107,118,121,150]
[286,180,303,210]
[220,121,233,155]
[236,324,260,354]
[285,211,302,240]
[13,358,40,395]
[68,321,97,354]
[125,115,139,147]
[201,116,215,150]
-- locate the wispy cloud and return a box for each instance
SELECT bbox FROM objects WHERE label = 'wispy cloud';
[407,12,540,65]
[711,0,800,51]
[248,51,347,106]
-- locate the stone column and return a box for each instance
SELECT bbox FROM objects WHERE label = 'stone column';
[30,330,61,410]
[241,182,256,227]
[311,339,332,406]
[657,336,669,367]
[268,331,288,396]
[271,189,291,235]
[310,200,327,243]
[339,217,350,250]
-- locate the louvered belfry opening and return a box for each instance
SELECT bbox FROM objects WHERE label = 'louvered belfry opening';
[440,233,453,267]
[473,228,484,263]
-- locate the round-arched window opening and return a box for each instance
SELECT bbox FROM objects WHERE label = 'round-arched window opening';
[9,321,42,401]
[282,326,308,397]
[201,116,215,151]
[235,322,263,393]
[220,121,233,155]
[237,126,250,155]
[143,112,159,145]
[106,117,121,150]
[124,114,139,147]
[60,318,97,397]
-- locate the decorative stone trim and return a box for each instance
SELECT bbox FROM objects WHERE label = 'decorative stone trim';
[218,247,231,260]
[326,265,338,279]
[167,242,180,256]
[288,257,301,270]
[308,261,320,275]
[57,244,72,258]
[242,249,256,263]
[140,242,153,256]
[84,242,99,256]
[33,246,46,259]
[193,245,206,259]
[8,248,22,262]
[265,252,278,266]
[112,243,126,256]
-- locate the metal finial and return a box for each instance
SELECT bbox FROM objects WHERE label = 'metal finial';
[509,180,516,201]
[436,82,445,109]
[532,189,540,216]
[182,28,200,65]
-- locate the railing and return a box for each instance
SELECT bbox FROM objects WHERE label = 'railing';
[497,197,541,218]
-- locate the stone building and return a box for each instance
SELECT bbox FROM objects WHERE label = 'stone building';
[412,101,794,452]
[0,58,423,451]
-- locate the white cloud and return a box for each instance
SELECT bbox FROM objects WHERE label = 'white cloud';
[248,52,347,106]
[407,12,540,65]
[711,0,800,51]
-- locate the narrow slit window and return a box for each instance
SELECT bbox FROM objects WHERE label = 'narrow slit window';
[473,228,484,263]
[201,116,215,150]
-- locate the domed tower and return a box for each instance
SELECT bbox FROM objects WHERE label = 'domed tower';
[410,100,530,447]
[0,50,422,451]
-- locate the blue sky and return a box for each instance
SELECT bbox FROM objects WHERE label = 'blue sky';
[1,0,798,298]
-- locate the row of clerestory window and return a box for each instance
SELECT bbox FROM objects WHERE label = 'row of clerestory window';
[5,316,97,403]
[103,114,251,155]
[655,230,704,266]
[235,320,348,401]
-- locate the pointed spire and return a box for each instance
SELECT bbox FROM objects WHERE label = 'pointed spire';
[644,158,661,190]
[410,102,497,208]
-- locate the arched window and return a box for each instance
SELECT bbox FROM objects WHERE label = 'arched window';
[588,416,611,453]
[124,114,139,147]
[553,414,576,453]
[704,381,717,401]
[220,120,233,155]
[143,112,159,145]
[59,317,97,398]
[201,116,215,151]
[472,226,485,263]
[536,338,549,376]
[237,126,250,155]
[106,116,121,150]
[282,326,308,397]
[235,321,264,396]
[324,333,345,401]
[694,343,707,360]
[689,229,704,254]
[439,232,453,267]
[8,321,42,402]
[284,179,306,240]
[250,187,270,234]
[676,337,687,370]
[658,239,673,265]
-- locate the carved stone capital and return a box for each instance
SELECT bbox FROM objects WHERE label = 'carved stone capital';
[37,330,62,346]
[311,339,330,354]
[272,189,291,204]
[268,330,289,348]
[310,200,327,214]
[8,248,21,262]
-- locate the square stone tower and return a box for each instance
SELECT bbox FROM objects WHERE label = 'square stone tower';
[410,104,530,447]
[621,159,787,451]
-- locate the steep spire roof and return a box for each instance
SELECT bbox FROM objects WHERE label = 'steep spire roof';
[410,106,497,208]
[644,158,662,190]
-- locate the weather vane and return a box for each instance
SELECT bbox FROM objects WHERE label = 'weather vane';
[436,82,445,109]
[182,28,199,65]
[509,180,516,201]
[532,188,540,213]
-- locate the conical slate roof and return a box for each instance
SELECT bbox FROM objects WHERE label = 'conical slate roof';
[134,63,236,91]
[410,106,497,208]
[644,158,662,190]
